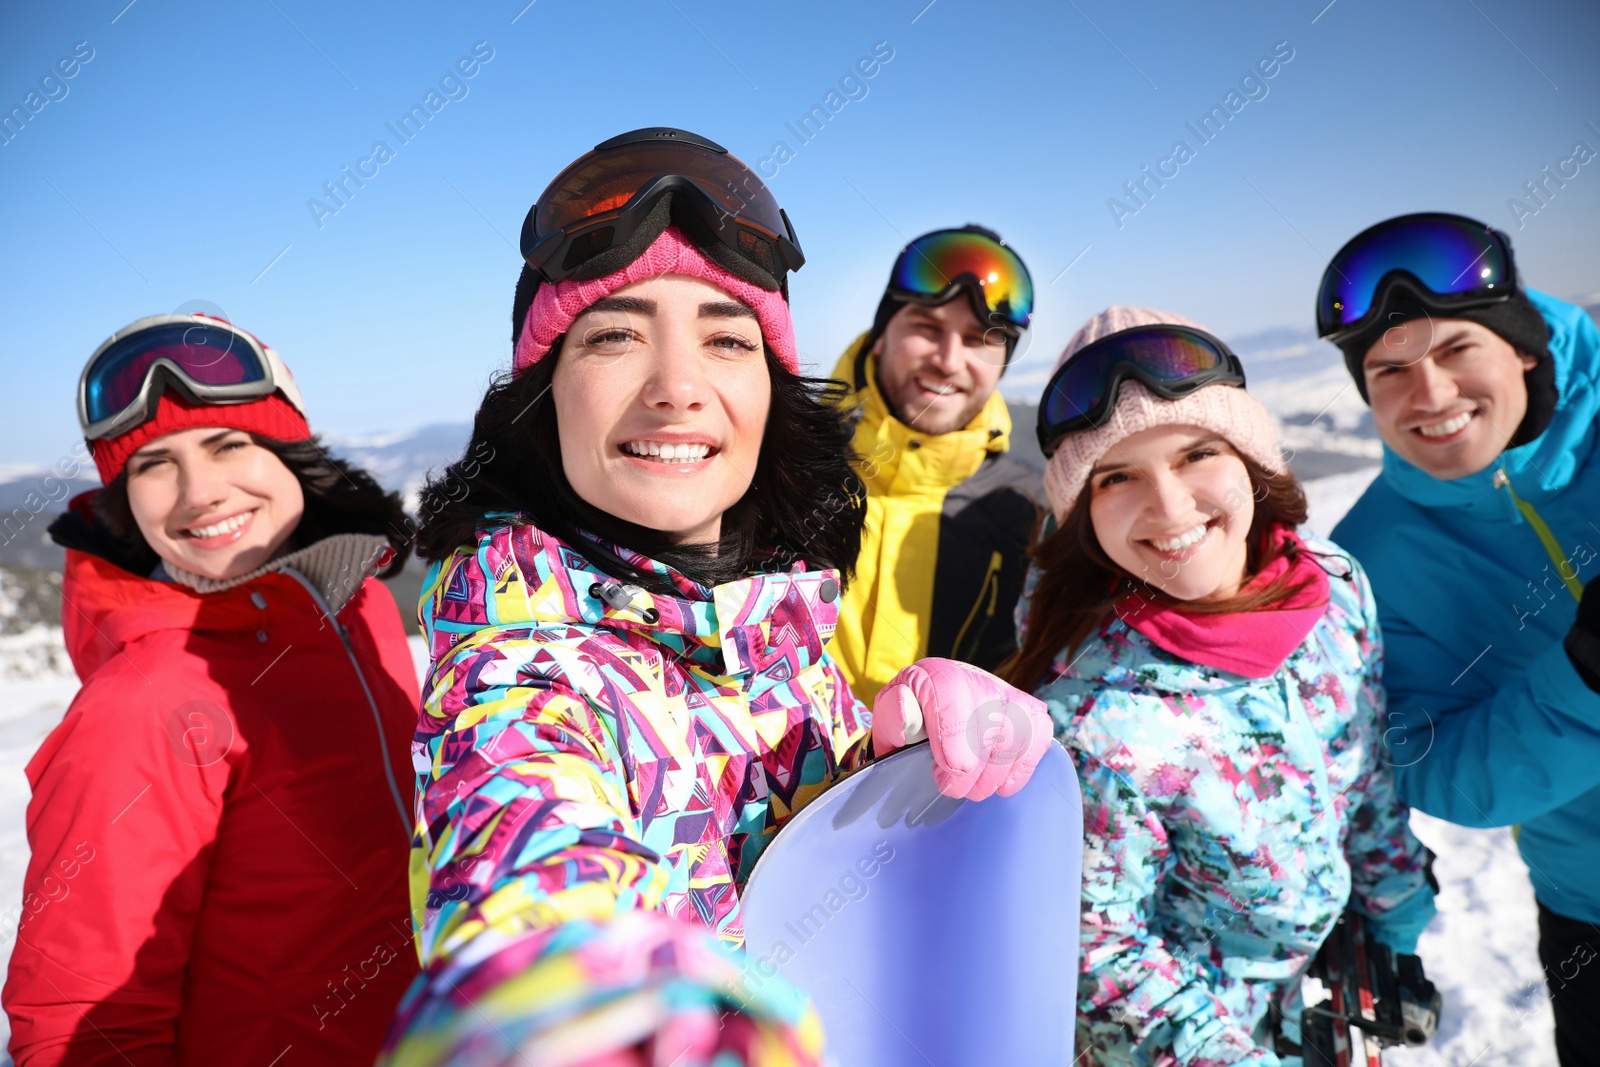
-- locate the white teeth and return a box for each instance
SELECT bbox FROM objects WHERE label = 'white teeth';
[1417,412,1473,438]
[186,512,251,539]
[1149,523,1210,553]
[622,441,711,463]
[919,380,958,396]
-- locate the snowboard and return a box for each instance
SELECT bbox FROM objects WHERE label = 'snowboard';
[741,740,1083,1066]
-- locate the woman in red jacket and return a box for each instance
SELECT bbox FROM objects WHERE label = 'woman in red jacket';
[3,314,421,1066]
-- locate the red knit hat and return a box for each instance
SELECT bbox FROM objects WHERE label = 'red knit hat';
[90,388,312,484]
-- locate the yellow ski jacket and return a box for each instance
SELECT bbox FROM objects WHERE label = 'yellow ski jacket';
[829,333,1044,704]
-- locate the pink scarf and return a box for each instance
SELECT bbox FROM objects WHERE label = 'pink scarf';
[1114,525,1332,679]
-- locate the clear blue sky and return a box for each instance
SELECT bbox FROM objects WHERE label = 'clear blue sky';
[3,0,1598,468]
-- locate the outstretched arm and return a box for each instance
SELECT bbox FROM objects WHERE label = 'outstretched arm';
[383,643,823,1067]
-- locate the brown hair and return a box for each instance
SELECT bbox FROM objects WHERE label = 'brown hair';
[1000,453,1313,693]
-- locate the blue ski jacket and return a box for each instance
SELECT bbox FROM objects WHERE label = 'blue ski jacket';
[1331,289,1600,924]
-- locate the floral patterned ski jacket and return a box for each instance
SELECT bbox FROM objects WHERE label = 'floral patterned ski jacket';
[381,521,872,1065]
[1028,536,1436,1066]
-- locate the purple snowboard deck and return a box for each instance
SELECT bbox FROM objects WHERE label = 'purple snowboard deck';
[742,741,1083,1066]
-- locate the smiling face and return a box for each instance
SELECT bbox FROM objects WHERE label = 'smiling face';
[872,296,1007,435]
[1363,318,1537,480]
[551,275,772,544]
[124,427,305,580]
[1087,424,1255,602]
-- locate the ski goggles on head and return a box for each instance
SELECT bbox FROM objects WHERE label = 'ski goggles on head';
[888,228,1034,331]
[78,314,306,441]
[1037,325,1246,455]
[520,127,805,286]
[1316,213,1517,342]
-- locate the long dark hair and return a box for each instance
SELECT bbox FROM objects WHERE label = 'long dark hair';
[50,435,412,579]
[1000,454,1312,693]
[413,341,866,596]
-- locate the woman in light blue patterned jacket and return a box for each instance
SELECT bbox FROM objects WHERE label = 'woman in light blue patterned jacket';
[1007,307,1436,1066]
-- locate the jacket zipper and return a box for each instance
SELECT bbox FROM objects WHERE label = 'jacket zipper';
[283,570,414,839]
[952,551,1003,661]
[1494,467,1583,601]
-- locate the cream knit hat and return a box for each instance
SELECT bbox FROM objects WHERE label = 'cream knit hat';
[1041,306,1285,522]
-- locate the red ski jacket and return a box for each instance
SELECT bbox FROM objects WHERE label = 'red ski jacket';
[4,507,420,1066]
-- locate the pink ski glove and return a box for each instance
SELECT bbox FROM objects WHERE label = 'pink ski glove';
[871,658,1054,801]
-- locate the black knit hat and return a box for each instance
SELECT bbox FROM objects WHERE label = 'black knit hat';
[1335,285,1557,447]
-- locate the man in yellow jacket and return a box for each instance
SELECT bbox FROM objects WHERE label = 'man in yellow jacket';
[831,225,1043,703]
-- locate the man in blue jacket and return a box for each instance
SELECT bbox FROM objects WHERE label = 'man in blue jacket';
[1318,212,1600,1064]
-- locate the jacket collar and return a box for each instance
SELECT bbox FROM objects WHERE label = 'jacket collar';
[160,532,390,616]
[422,522,841,682]
[1378,288,1600,517]
[60,547,333,679]
[830,332,1013,495]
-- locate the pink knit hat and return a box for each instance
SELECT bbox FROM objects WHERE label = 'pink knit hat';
[512,225,798,374]
[1042,306,1285,523]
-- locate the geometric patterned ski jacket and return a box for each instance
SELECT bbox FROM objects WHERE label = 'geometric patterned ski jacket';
[380,520,871,1065]
[1027,536,1436,1066]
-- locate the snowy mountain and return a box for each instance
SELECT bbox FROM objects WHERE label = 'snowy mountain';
[0,566,71,683]
[0,466,98,571]
[321,422,475,512]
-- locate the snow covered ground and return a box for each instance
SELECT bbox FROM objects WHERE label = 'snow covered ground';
[0,477,1562,1064]
[1301,466,1382,540]
[1393,814,1556,1066]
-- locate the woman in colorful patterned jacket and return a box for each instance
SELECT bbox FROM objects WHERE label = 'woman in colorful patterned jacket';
[381,128,1052,1066]
[1005,306,1437,1066]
